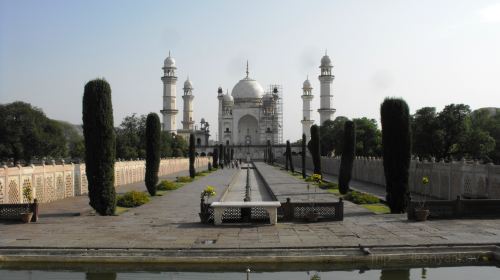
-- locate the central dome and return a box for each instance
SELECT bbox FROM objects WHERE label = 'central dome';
[231,77,264,100]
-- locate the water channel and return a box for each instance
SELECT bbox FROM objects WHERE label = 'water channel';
[222,162,273,202]
[1,265,499,280]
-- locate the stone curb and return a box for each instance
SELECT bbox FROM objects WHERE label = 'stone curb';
[0,244,498,266]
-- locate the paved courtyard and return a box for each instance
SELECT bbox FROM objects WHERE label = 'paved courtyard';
[1,163,500,250]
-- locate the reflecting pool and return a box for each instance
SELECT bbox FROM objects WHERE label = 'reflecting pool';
[1,265,500,280]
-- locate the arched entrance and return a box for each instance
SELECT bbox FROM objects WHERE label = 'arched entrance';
[237,114,258,145]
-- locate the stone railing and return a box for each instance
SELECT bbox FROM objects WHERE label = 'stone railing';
[0,157,209,204]
[284,156,500,200]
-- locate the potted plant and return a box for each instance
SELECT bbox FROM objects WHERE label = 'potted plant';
[199,185,216,223]
[21,186,33,223]
[306,173,322,222]
[310,272,321,280]
[414,176,430,221]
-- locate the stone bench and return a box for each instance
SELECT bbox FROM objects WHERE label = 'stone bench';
[210,201,281,225]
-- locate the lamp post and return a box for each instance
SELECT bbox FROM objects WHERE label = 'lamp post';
[244,163,251,202]
[246,268,251,280]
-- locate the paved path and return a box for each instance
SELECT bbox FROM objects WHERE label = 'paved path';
[37,170,193,218]
[0,164,499,250]
[275,162,428,201]
[254,162,374,216]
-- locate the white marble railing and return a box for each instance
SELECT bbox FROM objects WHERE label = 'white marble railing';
[0,157,209,204]
[285,156,500,200]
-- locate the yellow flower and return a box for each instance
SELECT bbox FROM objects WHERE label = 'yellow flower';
[422,176,429,185]
[203,185,216,197]
[311,173,322,183]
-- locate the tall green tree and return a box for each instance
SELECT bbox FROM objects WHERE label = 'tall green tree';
[219,144,224,166]
[171,134,188,157]
[353,117,382,157]
[411,107,444,160]
[307,124,322,176]
[189,133,196,178]
[115,113,146,160]
[301,133,306,178]
[320,118,347,156]
[381,98,411,214]
[319,116,381,157]
[82,79,116,215]
[285,140,291,171]
[438,104,471,159]
[145,113,161,196]
[0,102,67,163]
[212,147,219,168]
[339,121,355,194]
[159,131,173,157]
[469,108,499,163]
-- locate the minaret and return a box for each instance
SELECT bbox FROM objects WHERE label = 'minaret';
[318,50,336,125]
[160,51,178,134]
[217,86,223,143]
[301,76,314,140]
[182,77,195,130]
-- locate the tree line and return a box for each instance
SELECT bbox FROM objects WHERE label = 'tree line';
[0,102,188,164]
[319,104,500,164]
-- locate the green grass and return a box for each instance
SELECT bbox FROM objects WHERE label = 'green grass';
[116,191,150,208]
[327,188,340,195]
[362,203,391,214]
[344,190,380,204]
[177,176,193,183]
[320,181,338,189]
[195,170,210,177]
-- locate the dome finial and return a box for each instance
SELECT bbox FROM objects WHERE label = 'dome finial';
[169,50,171,57]
[307,74,309,80]
[246,60,249,78]
[325,49,328,56]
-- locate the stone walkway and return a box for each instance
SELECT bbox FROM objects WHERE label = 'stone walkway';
[276,162,428,201]
[0,164,499,250]
[254,162,372,216]
[37,170,193,218]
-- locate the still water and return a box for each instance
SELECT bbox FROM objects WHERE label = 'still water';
[1,266,499,280]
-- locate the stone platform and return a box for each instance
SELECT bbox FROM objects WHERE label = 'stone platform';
[0,164,500,262]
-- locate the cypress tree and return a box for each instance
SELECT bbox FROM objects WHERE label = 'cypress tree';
[339,120,355,194]
[145,113,161,196]
[82,79,116,215]
[301,133,306,178]
[287,140,295,173]
[381,98,412,213]
[264,146,268,162]
[219,144,224,167]
[285,140,290,171]
[307,125,321,176]
[189,133,196,178]
[213,148,218,168]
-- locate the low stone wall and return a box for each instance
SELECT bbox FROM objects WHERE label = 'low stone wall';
[283,156,500,200]
[0,157,209,204]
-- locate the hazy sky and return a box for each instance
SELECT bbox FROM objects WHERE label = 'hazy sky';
[1,0,499,141]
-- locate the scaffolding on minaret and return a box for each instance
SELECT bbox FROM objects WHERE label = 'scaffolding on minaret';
[265,84,283,144]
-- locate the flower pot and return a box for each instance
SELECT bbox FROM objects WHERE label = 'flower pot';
[20,212,33,223]
[414,209,430,222]
[306,210,320,222]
